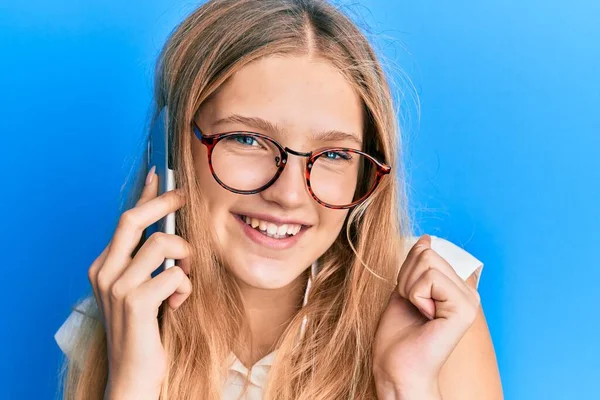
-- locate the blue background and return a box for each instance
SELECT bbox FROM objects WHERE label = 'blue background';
[1,1,598,399]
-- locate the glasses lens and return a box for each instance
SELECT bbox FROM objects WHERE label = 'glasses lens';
[310,150,378,207]
[211,133,281,191]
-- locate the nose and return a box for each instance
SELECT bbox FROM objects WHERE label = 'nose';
[259,152,311,209]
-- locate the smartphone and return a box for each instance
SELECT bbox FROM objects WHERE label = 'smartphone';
[146,106,176,271]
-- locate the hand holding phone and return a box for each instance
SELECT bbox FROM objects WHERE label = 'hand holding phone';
[89,173,190,399]
[85,107,191,398]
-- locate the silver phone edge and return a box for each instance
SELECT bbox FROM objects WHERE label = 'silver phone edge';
[163,167,176,269]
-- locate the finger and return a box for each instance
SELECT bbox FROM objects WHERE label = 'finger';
[130,266,192,314]
[88,240,112,320]
[131,167,160,256]
[135,166,159,207]
[93,169,161,299]
[407,268,473,324]
[400,247,471,301]
[396,234,431,292]
[113,233,192,295]
[99,189,186,290]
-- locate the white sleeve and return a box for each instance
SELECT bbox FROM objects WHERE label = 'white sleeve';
[405,235,484,288]
[54,296,98,362]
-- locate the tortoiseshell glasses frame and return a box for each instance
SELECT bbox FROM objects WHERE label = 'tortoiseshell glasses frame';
[192,122,391,210]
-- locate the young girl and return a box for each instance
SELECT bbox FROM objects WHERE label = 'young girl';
[55,0,502,399]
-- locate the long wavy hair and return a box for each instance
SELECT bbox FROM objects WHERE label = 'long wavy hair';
[59,0,415,398]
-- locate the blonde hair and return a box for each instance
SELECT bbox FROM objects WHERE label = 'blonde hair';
[59,0,415,398]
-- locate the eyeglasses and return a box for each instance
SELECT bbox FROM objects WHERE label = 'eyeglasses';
[192,122,391,209]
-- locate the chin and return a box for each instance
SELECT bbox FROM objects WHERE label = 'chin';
[227,252,303,290]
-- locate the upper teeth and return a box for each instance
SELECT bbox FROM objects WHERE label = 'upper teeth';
[242,215,302,236]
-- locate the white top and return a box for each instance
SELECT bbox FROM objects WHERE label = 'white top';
[55,235,483,399]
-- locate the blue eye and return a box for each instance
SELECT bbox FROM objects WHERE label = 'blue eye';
[234,135,259,146]
[324,151,351,160]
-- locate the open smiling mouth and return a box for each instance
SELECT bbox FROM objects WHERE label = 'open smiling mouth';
[235,214,306,240]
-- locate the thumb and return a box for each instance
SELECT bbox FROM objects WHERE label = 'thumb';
[394,234,433,292]
[415,234,432,249]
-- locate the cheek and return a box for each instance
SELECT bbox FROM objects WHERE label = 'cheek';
[318,209,348,240]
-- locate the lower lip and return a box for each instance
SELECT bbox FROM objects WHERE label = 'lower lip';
[233,214,307,250]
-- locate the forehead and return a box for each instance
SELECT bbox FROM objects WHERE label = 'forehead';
[199,55,364,142]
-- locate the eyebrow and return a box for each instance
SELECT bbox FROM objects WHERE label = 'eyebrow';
[213,114,363,147]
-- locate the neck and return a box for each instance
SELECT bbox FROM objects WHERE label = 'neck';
[233,270,309,368]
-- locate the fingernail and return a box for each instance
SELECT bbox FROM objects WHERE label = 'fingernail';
[145,165,156,186]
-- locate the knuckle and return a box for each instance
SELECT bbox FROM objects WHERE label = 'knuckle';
[123,293,144,315]
[147,231,168,248]
[417,247,436,264]
[96,272,111,294]
[171,188,186,201]
[407,287,419,304]
[87,265,98,285]
[109,281,127,301]
[168,266,185,281]
[87,252,106,283]
[163,190,182,208]
[119,209,142,230]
